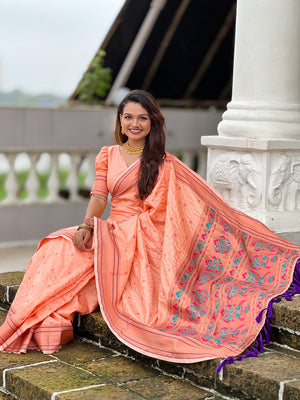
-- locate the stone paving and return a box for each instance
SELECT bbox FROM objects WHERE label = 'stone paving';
[0,271,300,399]
[0,325,223,400]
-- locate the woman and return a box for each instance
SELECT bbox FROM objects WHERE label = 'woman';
[0,90,299,365]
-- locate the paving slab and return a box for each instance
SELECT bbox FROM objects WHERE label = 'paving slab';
[0,271,24,306]
[272,325,300,350]
[0,351,52,386]
[284,379,300,400]
[183,358,220,388]
[57,385,143,400]
[0,390,14,400]
[5,361,103,400]
[1,268,300,400]
[51,337,114,364]
[218,351,300,400]
[272,295,300,332]
[80,355,159,384]
[123,375,213,400]
[271,295,300,350]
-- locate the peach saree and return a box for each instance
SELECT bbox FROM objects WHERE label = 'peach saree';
[0,145,299,364]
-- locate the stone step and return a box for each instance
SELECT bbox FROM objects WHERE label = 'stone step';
[1,272,300,400]
[271,294,300,350]
[0,309,233,400]
[76,311,300,400]
[0,272,25,310]
[0,316,213,400]
[1,272,299,350]
[1,307,300,400]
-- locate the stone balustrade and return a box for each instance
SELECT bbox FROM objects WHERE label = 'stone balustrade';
[0,148,207,207]
[0,105,221,242]
[0,149,97,206]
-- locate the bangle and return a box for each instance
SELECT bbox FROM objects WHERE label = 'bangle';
[77,223,93,232]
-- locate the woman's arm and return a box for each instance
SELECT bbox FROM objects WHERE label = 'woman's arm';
[84,194,107,220]
[73,195,107,251]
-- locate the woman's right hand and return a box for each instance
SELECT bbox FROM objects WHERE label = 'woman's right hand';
[73,228,91,251]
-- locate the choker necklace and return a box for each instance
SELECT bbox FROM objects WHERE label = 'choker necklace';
[124,141,145,155]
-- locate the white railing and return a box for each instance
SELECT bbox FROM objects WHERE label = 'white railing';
[0,148,207,206]
[0,105,221,242]
[0,149,98,206]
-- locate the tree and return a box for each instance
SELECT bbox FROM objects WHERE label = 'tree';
[77,50,112,104]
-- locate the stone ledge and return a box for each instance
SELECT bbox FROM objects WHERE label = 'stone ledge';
[0,337,214,400]
[271,295,300,350]
[272,295,300,332]
[217,351,300,400]
[271,326,300,350]
[1,307,300,400]
[201,136,300,151]
[77,312,300,400]
[1,272,300,400]
[0,272,24,308]
[0,389,14,400]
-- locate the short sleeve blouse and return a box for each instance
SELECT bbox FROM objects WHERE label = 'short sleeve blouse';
[90,146,108,199]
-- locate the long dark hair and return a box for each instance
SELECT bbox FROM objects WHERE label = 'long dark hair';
[114,90,166,200]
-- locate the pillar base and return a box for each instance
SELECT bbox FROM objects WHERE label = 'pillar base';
[201,136,300,233]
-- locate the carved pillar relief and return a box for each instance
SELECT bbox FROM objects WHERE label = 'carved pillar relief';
[268,154,300,211]
[210,152,262,211]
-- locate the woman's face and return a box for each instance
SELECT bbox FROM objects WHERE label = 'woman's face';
[120,102,151,146]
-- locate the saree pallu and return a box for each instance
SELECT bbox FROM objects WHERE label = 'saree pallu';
[93,153,299,362]
[0,149,299,362]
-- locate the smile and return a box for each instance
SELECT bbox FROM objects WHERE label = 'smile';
[129,129,142,134]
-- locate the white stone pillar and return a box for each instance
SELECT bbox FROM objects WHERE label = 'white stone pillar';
[202,0,300,235]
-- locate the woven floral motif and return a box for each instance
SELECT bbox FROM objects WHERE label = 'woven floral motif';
[159,203,298,353]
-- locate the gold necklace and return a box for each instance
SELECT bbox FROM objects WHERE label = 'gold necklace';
[124,141,145,155]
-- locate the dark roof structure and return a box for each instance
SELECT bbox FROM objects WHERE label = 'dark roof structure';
[71,0,236,108]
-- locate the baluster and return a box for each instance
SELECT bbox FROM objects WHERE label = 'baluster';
[85,153,96,190]
[78,155,88,193]
[197,149,208,179]
[2,154,17,204]
[58,153,71,200]
[36,153,51,200]
[25,153,40,203]
[47,153,60,202]
[181,151,195,170]
[68,153,80,201]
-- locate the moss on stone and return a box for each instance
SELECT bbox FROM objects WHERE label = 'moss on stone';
[82,355,159,384]
[57,384,141,400]
[123,375,211,400]
[0,351,52,386]
[5,362,103,400]
[53,337,113,365]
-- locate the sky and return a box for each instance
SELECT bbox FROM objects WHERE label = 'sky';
[0,0,125,97]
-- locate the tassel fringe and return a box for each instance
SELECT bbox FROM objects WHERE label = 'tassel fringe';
[217,258,300,372]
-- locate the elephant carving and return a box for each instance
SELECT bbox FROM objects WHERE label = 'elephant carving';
[268,155,300,211]
[210,153,262,210]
